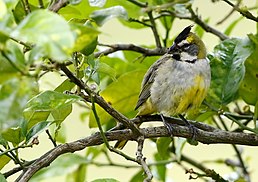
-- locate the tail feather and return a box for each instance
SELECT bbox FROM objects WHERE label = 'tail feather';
[114,140,128,149]
[114,122,142,149]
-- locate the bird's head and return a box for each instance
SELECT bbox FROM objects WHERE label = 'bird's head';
[168,25,206,63]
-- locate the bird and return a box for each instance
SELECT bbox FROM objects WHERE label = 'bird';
[114,25,211,149]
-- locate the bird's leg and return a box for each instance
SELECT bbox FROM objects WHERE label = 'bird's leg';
[160,114,174,137]
[178,114,197,140]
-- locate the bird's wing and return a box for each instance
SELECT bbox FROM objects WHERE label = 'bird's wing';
[135,54,170,110]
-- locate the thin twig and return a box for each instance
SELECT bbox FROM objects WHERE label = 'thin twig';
[3,160,35,178]
[48,0,69,12]
[217,116,250,182]
[45,129,57,147]
[222,0,258,22]
[127,0,147,8]
[136,136,153,182]
[0,144,33,157]
[147,11,162,48]
[91,95,137,163]
[22,0,31,14]
[187,5,229,40]
[159,7,229,40]
[217,0,242,25]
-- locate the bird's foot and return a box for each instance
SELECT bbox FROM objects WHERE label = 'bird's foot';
[178,114,197,141]
[160,114,174,137]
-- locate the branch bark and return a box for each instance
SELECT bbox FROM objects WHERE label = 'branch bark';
[48,0,69,12]
[16,116,258,181]
[95,44,167,58]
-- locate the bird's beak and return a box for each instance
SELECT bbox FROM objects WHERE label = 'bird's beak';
[168,43,177,53]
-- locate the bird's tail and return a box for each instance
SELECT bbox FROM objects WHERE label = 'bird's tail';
[114,139,128,149]
[114,122,141,149]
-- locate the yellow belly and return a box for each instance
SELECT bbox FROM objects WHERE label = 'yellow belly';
[174,74,207,114]
[137,74,208,116]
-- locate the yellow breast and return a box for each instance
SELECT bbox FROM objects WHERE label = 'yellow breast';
[175,74,207,114]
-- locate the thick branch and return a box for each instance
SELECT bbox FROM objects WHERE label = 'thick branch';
[95,44,167,57]
[16,117,258,181]
[59,64,141,136]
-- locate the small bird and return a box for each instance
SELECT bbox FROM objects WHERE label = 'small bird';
[115,25,211,149]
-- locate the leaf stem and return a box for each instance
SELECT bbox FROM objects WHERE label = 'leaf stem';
[46,129,57,147]
[90,95,137,163]
[147,11,162,48]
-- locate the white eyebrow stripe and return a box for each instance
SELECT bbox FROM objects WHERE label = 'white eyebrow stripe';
[177,39,189,47]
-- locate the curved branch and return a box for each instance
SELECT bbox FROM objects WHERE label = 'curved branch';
[16,116,258,181]
[95,43,167,57]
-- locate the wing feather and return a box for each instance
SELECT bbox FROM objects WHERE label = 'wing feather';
[135,54,171,110]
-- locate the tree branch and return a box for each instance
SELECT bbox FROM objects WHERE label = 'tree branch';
[159,7,229,41]
[186,5,229,40]
[95,43,167,57]
[222,0,258,22]
[59,63,142,137]
[147,11,162,48]
[48,0,69,13]
[15,116,258,181]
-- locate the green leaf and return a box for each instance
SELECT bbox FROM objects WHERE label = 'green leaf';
[239,34,258,105]
[0,155,11,170]
[66,164,87,182]
[0,134,7,146]
[156,137,171,160]
[3,41,27,71]
[88,0,106,7]
[54,79,76,93]
[23,91,80,130]
[207,38,254,106]
[0,173,7,182]
[224,17,243,36]
[2,127,24,145]
[81,37,98,56]
[89,70,144,127]
[52,104,72,124]
[90,6,128,26]
[86,146,103,160]
[153,153,166,182]
[129,170,145,182]
[97,62,117,81]
[30,153,87,182]
[91,179,120,182]
[0,0,7,20]
[0,54,19,84]
[26,121,51,143]
[12,1,38,24]
[53,123,66,143]
[3,0,19,10]
[0,78,38,132]
[11,10,75,62]
[175,137,186,162]
[0,30,9,46]
[71,23,99,54]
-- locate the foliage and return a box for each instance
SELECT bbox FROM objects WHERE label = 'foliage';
[0,0,258,182]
